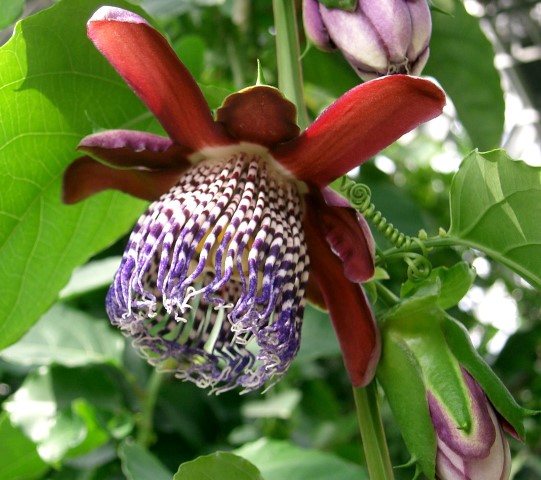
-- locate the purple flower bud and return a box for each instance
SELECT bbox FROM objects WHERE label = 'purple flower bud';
[303,0,432,80]
[428,369,511,480]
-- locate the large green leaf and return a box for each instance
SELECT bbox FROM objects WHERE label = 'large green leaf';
[0,412,48,480]
[0,0,150,349]
[235,438,367,480]
[0,0,24,29]
[174,451,263,480]
[3,365,124,463]
[0,304,124,367]
[241,389,301,419]
[295,305,340,363]
[425,1,504,149]
[119,439,173,480]
[449,150,541,290]
[59,256,122,299]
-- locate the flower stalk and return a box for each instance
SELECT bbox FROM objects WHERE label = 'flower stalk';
[272,0,309,130]
[354,383,396,480]
[137,369,165,447]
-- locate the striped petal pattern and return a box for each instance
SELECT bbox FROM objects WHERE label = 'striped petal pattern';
[106,153,308,392]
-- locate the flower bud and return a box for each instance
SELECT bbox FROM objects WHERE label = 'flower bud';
[303,0,432,80]
[376,292,528,479]
[428,369,511,480]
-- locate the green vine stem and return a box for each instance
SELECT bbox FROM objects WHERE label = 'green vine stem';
[374,281,400,307]
[272,0,309,130]
[137,369,165,447]
[354,383,396,480]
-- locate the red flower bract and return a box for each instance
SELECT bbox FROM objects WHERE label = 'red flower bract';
[63,6,445,393]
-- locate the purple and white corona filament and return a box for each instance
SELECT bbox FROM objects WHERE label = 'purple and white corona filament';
[107,154,308,392]
[63,7,445,393]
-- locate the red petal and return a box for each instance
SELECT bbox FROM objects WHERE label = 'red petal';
[274,75,445,185]
[78,130,189,169]
[318,187,375,282]
[304,200,381,386]
[87,7,230,151]
[62,156,188,204]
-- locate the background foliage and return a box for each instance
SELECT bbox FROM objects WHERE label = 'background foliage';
[0,0,539,479]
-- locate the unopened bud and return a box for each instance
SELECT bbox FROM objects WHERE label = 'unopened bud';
[428,369,512,480]
[303,0,432,80]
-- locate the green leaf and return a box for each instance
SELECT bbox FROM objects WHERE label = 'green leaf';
[449,150,541,290]
[59,256,122,299]
[235,438,367,480]
[119,439,173,480]
[38,407,89,464]
[382,296,472,433]
[400,262,476,309]
[0,412,48,480]
[50,364,125,411]
[3,366,122,463]
[295,305,340,363]
[0,304,124,367]
[377,331,436,479]
[0,0,25,29]
[174,34,206,80]
[425,1,504,149]
[3,369,57,454]
[0,0,150,350]
[200,84,233,110]
[174,451,263,480]
[303,47,359,102]
[65,399,110,458]
[241,389,301,419]
[3,368,82,463]
[442,315,535,438]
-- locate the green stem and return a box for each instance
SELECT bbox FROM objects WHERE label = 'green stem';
[272,0,309,130]
[353,383,395,480]
[374,281,400,307]
[137,369,165,447]
[379,234,463,260]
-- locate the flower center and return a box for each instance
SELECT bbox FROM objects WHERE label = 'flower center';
[107,152,309,393]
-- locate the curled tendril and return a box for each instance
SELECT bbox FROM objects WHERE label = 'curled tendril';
[339,176,433,281]
[341,179,372,211]
[404,253,432,282]
[339,176,414,249]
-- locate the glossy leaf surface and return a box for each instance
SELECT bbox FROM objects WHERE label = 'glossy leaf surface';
[174,451,264,480]
[0,0,148,350]
[449,150,541,289]
[0,304,124,368]
[236,438,368,480]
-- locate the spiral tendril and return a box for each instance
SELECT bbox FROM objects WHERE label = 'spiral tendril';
[404,254,432,282]
[339,176,432,282]
[339,176,414,249]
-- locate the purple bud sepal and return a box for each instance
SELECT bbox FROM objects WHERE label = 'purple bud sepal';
[303,0,432,80]
[377,287,534,479]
